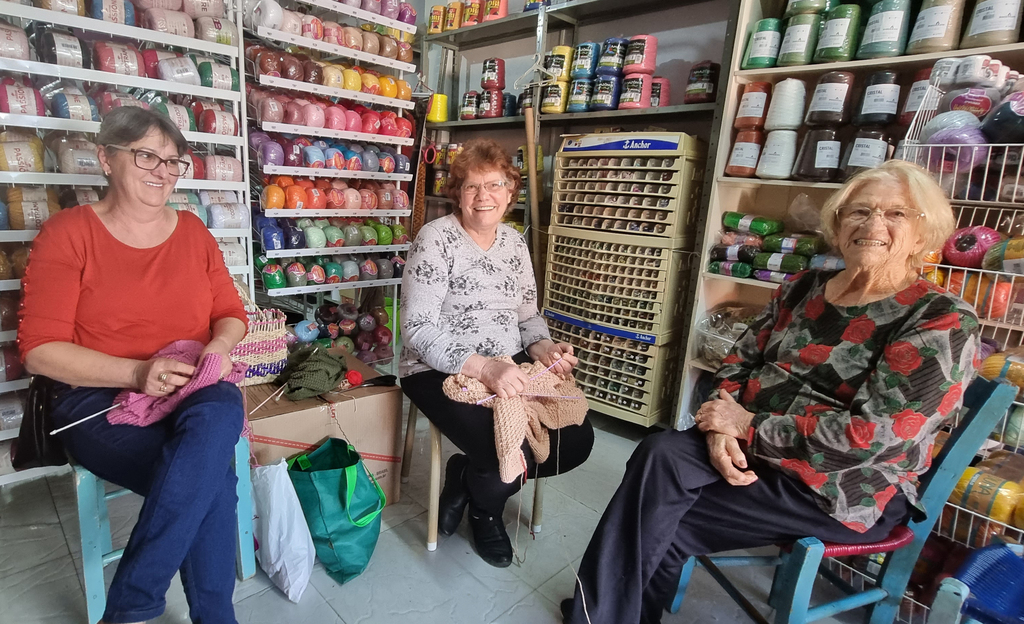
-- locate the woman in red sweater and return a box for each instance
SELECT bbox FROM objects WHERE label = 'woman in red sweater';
[18,107,248,624]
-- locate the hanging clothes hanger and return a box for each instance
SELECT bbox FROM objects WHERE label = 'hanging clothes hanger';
[513,53,558,91]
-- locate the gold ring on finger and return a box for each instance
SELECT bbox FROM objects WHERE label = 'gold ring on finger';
[160,383,167,393]
[158,373,168,382]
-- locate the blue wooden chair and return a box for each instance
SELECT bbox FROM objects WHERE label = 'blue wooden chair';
[668,377,1017,624]
[73,436,257,624]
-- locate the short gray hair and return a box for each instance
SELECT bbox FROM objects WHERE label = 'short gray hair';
[95,107,188,156]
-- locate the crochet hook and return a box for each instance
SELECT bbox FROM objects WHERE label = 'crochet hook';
[50,403,124,435]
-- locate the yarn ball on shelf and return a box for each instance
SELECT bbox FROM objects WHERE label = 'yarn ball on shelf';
[943,226,1003,268]
[294,320,320,342]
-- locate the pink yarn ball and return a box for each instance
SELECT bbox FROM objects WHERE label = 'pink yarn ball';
[943,226,1003,268]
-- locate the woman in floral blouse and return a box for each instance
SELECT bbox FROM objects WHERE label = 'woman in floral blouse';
[562,160,978,624]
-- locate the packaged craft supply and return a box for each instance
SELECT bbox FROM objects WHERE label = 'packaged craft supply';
[814,4,861,63]
[571,42,601,79]
[753,252,809,273]
[754,270,793,284]
[683,61,718,104]
[961,0,1023,48]
[597,37,629,77]
[810,254,845,270]
[481,0,506,21]
[792,127,842,182]
[856,0,911,59]
[756,130,798,180]
[623,35,657,75]
[722,211,784,236]
[778,13,820,66]
[650,77,670,107]
[762,234,825,257]
[619,74,652,109]
[567,79,592,112]
[709,244,759,263]
[907,0,965,54]
[427,5,444,33]
[443,0,462,30]
[590,75,621,110]
[459,91,479,119]
[741,18,782,69]
[461,0,480,25]
[719,231,763,246]
[503,92,516,116]
[517,90,533,114]
[981,92,1024,144]
[840,128,891,179]
[900,68,933,126]
[764,79,806,131]
[540,82,568,114]
[478,89,502,117]
[783,0,830,19]
[942,467,1021,547]
[545,46,574,83]
[734,82,771,130]
[724,130,764,178]
[708,261,752,278]
[853,70,900,126]
[805,71,854,126]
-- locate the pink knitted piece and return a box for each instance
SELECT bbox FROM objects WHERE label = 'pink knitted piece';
[108,340,248,427]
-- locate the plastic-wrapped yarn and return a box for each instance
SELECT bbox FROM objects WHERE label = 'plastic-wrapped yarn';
[943,226,1003,268]
[900,68,933,126]
[814,4,861,63]
[708,261,753,278]
[793,127,842,182]
[763,234,826,257]
[783,0,830,19]
[764,78,806,131]
[982,237,1024,272]
[571,42,601,80]
[596,37,629,77]
[856,0,911,59]
[907,0,965,54]
[709,244,759,263]
[544,47,573,82]
[722,211,784,236]
[734,82,771,130]
[981,92,1024,144]
[920,110,981,143]
[840,128,891,179]
[810,254,845,270]
[754,270,793,283]
[741,19,782,70]
[778,13,820,67]
[619,74,652,109]
[805,71,854,126]
[590,75,621,110]
[540,82,568,114]
[940,86,1002,118]
[756,130,798,180]
[683,61,718,104]
[949,271,1012,319]
[753,252,809,273]
[853,70,900,126]
[927,126,990,173]
[567,79,592,112]
[725,130,764,178]
[961,0,1024,49]
[719,231,763,246]
[623,35,657,75]
[650,77,670,107]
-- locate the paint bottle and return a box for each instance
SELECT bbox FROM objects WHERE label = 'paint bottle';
[623,34,657,75]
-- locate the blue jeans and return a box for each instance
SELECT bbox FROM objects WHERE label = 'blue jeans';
[51,382,244,624]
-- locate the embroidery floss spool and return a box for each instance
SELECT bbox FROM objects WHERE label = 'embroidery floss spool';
[814,4,861,63]
[906,0,965,54]
[596,37,628,77]
[650,77,670,106]
[623,34,657,75]
[590,75,621,110]
[777,13,820,66]
[741,18,782,69]
[618,73,651,109]
[567,79,592,112]
[734,81,771,130]
[961,0,1024,48]
[856,0,912,59]
[756,130,798,180]
[764,78,806,131]
[571,42,601,79]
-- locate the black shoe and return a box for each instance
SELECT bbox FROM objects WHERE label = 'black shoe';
[560,598,574,623]
[468,506,513,568]
[438,453,469,536]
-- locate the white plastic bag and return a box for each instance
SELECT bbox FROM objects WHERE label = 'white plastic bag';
[251,459,315,603]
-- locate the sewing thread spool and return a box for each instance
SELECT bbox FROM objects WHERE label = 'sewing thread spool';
[460,90,479,120]
[597,37,629,77]
[650,77,670,107]
[443,0,462,31]
[764,78,805,131]
[481,57,505,89]
[540,81,568,114]
[623,34,657,75]
[590,75,621,110]
[756,130,798,180]
[426,93,448,122]
[545,46,573,82]
[619,73,651,109]
[734,81,771,130]
[481,0,506,20]
[571,42,601,80]
[427,5,444,33]
[567,79,592,112]
[741,18,782,70]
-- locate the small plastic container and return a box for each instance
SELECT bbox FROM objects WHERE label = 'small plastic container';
[619,73,652,109]
[725,129,764,178]
[741,18,782,69]
[734,82,771,130]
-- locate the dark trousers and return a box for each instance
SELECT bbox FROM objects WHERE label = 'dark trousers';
[401,355,595,516]
[565,428,911,624]
[51,382,244,624]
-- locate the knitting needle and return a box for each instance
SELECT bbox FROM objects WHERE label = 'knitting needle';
[50,403,124,435]
[248,385,287,415]
[474,361,569,405]
[476,393,587,405]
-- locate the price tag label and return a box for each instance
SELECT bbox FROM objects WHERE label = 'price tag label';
[814,140,841,169]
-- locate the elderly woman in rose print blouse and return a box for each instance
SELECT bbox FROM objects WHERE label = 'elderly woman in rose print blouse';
[561,160,979,624]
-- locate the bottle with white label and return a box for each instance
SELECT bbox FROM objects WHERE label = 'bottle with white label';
[856,0,912,59]
[793,127,843,182]
[853,70,901,126]
[741,18,782,69]
[906,0,965,54]
[961,0,1024,48]
[840,128,891,179]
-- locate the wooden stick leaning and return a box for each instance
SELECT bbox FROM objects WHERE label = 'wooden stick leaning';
[524,95,544,303]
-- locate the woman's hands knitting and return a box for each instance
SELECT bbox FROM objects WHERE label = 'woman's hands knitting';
[527,340,578,378]
[200,337,235,381]
[479,359,531,399]
[134,357,195,397]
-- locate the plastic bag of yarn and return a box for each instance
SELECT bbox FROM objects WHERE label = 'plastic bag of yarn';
[947,270,1011,320]
[982,237,1024,273]
[721,211,783,236]
[208,203,248,229]
[989,404,1024,448]
[977,449,1024,482]
[943,226,1003,268]
[709,244,759,263]
[783,192,822,234]
[940,466,1021,548]
[752,252,808,273]
[927,126,990,174]
[718,231,762,247]
[809,254,844,271]
[762,234,825,257]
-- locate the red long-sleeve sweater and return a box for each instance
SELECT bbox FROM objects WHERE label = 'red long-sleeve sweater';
[18,206,248,362]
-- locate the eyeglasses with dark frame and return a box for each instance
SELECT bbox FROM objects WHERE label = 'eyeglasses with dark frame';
[105,145,191,177]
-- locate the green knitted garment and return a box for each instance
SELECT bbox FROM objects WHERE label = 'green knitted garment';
[277,346,348,400]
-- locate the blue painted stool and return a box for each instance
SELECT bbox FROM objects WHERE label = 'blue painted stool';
[669,377,1016,624]
[74,436,257,624]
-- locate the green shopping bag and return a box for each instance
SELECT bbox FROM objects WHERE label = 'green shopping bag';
[287,438,386,584]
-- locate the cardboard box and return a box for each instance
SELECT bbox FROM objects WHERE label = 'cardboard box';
[245,351,403,503]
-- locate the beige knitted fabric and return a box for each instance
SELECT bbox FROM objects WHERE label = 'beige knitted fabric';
[442,356,589,483]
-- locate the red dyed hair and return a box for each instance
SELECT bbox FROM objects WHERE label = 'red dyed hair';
[446,138,521,213]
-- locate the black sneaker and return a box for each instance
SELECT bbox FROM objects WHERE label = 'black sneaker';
[468,506,513,568]
[438,454,469,536]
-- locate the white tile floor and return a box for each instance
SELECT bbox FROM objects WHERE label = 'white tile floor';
[0,400,859,624]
